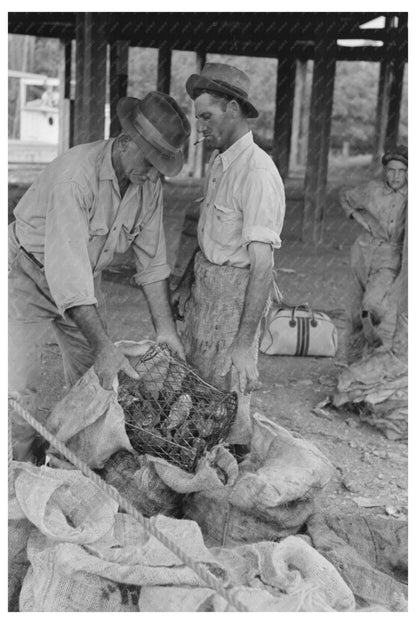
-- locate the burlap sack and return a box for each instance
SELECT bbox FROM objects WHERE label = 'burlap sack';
[183,413,333,545]
[15,464,354,612]
[307,513,408,611]
[45,367,133,469]
[8,518,32,611]
[98,449,182,517]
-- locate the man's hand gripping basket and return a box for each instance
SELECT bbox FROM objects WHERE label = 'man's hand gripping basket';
[118,344,238,473]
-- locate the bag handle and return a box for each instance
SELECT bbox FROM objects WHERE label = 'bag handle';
[272,271,284,306]
[290,303,317,327]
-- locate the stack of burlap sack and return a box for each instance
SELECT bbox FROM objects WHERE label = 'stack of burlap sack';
[333,348,407,441]
[8,342,408,611]
[10,461,355,612]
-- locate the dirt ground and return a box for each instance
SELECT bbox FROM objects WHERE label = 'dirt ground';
[8,157,408,524]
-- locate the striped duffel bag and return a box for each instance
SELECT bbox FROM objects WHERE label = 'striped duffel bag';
[260,304,338,357]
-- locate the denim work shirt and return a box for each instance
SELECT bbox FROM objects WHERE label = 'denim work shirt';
[198,131,285,268]
[12,139,170,314]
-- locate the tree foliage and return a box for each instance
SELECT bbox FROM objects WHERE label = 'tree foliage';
[8,35,408,153]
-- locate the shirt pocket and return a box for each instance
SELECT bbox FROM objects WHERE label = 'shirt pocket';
[88,216,109,240]
[122,223,143,241]
[117,223,143,253]
[211,203,239,247]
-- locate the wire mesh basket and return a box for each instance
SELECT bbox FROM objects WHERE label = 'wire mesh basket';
[118,343,238,473]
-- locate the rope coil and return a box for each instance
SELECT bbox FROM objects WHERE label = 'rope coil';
[8,397,248,612]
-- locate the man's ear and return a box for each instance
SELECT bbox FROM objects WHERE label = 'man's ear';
[228,100,240,118]
[118,133,131,150]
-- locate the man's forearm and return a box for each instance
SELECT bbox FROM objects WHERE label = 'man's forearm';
[142,279,177,336]
[66,304,111,351]
[66,304,140,388]
[235,243,273,346]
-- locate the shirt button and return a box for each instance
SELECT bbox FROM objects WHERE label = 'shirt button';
[112,226,117,231]
[103,249,109,253]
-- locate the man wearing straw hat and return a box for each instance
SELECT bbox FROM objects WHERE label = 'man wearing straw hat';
[173,63,285,456]
[9,91,190,461]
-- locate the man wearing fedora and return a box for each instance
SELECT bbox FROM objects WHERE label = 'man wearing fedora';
[173,63,285,454]
[9,91,190,461]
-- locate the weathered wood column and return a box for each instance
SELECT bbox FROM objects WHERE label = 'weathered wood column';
[157,42,172,93]
[303,26,337,244]
[289,59,308,171]
[188,50,206,179]
[173,50,207,283]
[109,41,129,136]
[58,39,73,153]
[372,16,397,164]
[385,15,407,150]
[273,54,297,180]
[74,13,107,145]
[385,58,405,149]
[372,57,390,165]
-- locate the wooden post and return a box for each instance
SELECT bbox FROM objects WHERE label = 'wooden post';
[109,40,129,137]
[372,58,390,165]
[372,16,397,164]
[289,59,307,171]
[298,60,310,168]
[58,39,72,154]
[384,58,405,149]
[191,50,206,178]
[173,51,206,282]
[303,30,337,244]
[65,39,75,148]
[385,15,407,150]
[157,42,172,93]
[273,54,296,180]
[74,13,107,145]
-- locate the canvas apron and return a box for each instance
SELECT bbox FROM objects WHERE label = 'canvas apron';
[180,251,263,445]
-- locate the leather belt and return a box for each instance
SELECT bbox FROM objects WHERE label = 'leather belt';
[20,246,44,269]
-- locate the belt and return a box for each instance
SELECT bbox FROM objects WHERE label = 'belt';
[20,246,44,269]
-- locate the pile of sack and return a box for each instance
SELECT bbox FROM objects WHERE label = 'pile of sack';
[9,462,355,612]
[333,348,408,441]
[8,341,408,611]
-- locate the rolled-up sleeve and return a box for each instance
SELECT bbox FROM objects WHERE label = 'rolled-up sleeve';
[44,182,97,314]
[241,168,285,249]
[132,182,171,286]
[340,182,371,218]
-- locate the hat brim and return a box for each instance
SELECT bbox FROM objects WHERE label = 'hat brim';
[117,97,184,177]
[382,154,408,168]
[186,74,259,118]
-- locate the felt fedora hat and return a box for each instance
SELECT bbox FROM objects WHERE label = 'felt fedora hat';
[117,92,191,176]
[185,63,258,118]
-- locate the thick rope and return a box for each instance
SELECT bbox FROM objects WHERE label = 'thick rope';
[8,412,14,495]
[8,398,247,612]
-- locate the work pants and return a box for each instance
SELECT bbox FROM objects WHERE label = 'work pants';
[8,230,104,460]
[346,238,402,360]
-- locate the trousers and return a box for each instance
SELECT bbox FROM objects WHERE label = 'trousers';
[346,237,402,361]
[8,226,105,459]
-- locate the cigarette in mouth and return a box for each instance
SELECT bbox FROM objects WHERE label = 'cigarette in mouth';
[194,137,206,146]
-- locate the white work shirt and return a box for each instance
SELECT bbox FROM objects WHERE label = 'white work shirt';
[13,139,169,314]
[198,131,285,267]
